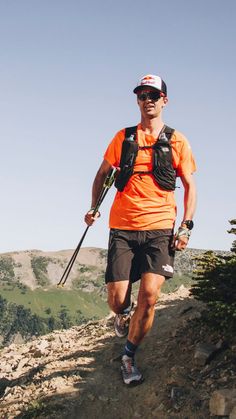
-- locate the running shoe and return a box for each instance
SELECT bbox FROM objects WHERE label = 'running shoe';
[121,354,143,385]
[114,303,134,338]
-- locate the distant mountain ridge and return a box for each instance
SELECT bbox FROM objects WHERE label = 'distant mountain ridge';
[0,247,107,290]
[0,247,230,290]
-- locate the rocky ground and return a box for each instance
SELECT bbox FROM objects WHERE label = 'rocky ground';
[0,286,235,419]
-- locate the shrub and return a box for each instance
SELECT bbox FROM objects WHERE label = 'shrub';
[0,256,15,282]
[0,296,49,345]
[190,220,236,336]
[31,256,50,287]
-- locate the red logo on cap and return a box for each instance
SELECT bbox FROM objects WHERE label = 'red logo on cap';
[142,76,154,80]
[141,76,155,85]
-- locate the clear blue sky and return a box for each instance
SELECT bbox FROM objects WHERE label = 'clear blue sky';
[0,0,235,253]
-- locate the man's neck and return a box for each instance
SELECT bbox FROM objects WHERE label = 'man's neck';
[140,117,164,137]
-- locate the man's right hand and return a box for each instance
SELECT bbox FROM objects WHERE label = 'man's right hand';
[84,209,101,226]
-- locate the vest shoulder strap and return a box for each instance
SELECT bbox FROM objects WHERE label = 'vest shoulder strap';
[159,125,175,142]
[125,126,137,140]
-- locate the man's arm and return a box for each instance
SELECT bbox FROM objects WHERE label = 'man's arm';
[174,173,197,250]
[181,173,197,221]
[84,159,112,226]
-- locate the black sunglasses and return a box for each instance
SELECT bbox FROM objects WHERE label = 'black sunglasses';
[137,91,163,102]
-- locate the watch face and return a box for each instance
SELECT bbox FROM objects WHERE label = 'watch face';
[184,220,194,230]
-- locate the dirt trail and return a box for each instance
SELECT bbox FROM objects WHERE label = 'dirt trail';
[0,287,234,419]
[69,287,206,419]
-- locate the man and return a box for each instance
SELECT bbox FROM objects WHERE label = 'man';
[85,74,197,385]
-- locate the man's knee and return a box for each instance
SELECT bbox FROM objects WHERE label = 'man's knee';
[107,281,131,314]
[107,293,127,313]
[138,273,165,308]
[138,291,157,311]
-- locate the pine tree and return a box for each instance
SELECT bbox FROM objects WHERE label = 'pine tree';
[228,219,236,253]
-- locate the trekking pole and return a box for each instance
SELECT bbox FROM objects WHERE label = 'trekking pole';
[57,167,117,287]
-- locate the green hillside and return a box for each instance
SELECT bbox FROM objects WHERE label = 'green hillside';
[0,286,108,319]
[0,284,109,347]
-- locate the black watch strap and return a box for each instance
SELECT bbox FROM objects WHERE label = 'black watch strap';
[181,220,194,230]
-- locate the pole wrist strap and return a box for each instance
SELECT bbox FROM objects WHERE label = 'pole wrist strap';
[89,207,101,217]
[176,226,191,239]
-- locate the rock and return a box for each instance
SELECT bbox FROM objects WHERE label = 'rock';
[32,349,44,358]
[110,397,119,402]
[50,376,68,391]
[205,378,213,386]
[180,305,193,315]
[0,360,13,374]
[230,405,236,419]
[188,310,202,321]
[170,386,187,410]
[171,386,186,401]
[16,357,29,372]
[171,329,178,337]
[194,342,218,366]
[12,332,25,345]
[151,402,165,414]
[133,412,142,418]
[35,339,50,352]
[209,389,236,416]
[215,339,226,350]
[176,284,190,298]
[87,393,95,401]
[98,395,109,402]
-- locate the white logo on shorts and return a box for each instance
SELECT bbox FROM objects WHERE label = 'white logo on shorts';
[162,264,174,273]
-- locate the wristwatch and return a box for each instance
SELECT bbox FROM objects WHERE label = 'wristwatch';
[181,220,194,230]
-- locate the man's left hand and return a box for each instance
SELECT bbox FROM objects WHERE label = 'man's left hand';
[172,226,191,251]
[172,234,189,251]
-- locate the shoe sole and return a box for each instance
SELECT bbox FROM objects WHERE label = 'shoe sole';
[114,302,134,338]
[121,372,144,386]
[120,368,144,386]
[114,319,129,338]
[114,329,129,338]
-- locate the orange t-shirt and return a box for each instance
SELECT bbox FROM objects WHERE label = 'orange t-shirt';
[104,123,196,230]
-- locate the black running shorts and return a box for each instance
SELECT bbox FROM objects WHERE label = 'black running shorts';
[105,229,175,283]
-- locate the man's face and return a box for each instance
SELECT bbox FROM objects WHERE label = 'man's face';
[136,88,168,119]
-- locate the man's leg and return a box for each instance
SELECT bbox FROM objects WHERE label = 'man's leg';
[128,272,165,345]
[107,280,132,314]
[120,273,165,385]
[107,280,133,338]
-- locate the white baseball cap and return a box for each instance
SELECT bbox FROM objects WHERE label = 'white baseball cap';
[133,74,167,95]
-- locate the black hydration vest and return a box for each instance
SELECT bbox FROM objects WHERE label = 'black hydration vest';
[114,125,176,192]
